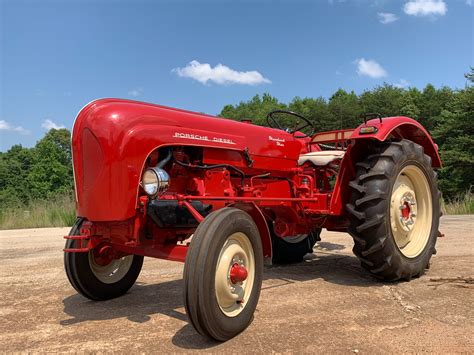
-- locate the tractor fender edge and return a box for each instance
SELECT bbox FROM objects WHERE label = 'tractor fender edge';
[228,202,272,265]
[351,116,442,168]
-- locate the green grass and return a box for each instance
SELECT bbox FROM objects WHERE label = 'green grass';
[0,190,472,230]
[442,190,474,215]
[0,193,76,230]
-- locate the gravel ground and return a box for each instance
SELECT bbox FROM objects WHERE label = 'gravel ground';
[0,215,473,353]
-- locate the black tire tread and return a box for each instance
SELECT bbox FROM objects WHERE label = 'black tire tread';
[346,139,440,281]
[183,208,263,341]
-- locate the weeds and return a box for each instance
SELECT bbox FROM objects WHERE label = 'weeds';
[442,190,474,215]
[0,193,76,230]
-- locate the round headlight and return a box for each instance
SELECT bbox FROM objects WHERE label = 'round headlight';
[142,167,170,197]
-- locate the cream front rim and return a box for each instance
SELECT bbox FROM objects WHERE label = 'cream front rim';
[215,232,255,317]
[88,253,134,284]
[390,165,433,258]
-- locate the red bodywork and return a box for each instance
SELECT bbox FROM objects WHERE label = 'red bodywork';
[68,98,441,264]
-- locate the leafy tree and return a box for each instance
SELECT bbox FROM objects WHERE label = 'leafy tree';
[288,96,332,131]
[328,89,362,129]
[359,84,404,118]
[27,129,73,199]
[220,93,287,126]
[399,94,421,119]
[0,145,34,208]
[433,86,474,198]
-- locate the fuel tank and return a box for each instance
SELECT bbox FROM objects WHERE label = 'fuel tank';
[72,98,303,221]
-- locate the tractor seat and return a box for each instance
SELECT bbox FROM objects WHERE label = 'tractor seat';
[298,150,345,166]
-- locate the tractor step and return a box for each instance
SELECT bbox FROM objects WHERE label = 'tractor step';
[64,235,90,252]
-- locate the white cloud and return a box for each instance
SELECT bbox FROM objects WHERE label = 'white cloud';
[403,0,447,16]
[467,0,473,6]
[394,79,411,88]
[0,120,30,135]
[356,58,388,79]
[378,12,399,24]
[128,88,143,97]
[42,119,65,130]
[173,60,271,85]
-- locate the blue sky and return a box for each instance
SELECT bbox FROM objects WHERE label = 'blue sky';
[0,0,472,151]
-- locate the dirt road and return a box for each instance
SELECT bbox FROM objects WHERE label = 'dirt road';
[1,215,473,353]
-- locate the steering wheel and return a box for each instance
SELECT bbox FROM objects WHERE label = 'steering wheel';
[266,110,315,138]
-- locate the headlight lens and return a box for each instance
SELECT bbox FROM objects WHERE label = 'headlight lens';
[142,167,170,197]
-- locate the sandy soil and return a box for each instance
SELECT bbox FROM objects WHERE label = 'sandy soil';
[1,215,473,353]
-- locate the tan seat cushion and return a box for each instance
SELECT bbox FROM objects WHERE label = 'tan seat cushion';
[298,150,345,166]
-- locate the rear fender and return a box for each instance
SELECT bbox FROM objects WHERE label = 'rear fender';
[330,116,441,216]
[350,116,441,167]
[228,202,272,265]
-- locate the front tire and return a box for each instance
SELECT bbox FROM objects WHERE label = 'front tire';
[64,218,144,300]
[183,208,263,341]
[346,140,440,281]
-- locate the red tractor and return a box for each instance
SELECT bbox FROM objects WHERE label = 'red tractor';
[65,99,441,341]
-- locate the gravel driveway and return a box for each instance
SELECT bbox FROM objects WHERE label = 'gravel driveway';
[1,215,473,353]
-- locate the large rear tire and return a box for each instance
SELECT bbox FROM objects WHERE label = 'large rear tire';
[346,139,440,281]
[183,208,263,341]
[64,218,144,300]
[271,228,321,264]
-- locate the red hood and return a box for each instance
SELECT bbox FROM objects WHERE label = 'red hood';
[72,98,303,221]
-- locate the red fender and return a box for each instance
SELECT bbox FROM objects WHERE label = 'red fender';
[350,116,441,168]
[228,202,272,265]
[329,116,442,216]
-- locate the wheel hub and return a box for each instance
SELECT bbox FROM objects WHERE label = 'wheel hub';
[93,245,115,266]
[229,262,248,284]
[389,166,433,258]
[89,246,134,284]
[215,232,255,317]
[390,182,418,242]
[398,191,417,231]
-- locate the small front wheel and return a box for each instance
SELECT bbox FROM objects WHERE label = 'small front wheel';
[64,218,144,301]
[183,208,263,341]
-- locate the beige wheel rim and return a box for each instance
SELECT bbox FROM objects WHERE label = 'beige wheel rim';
[89,253,134,284]
[390,165,433,258]
[215,232,255,317]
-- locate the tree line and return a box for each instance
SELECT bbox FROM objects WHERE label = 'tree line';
[0,70,472,210]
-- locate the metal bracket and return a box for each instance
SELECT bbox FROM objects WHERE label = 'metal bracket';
[361,113,383,124]
[243,147,254,167]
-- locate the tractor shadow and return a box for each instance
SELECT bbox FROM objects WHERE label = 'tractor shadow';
[60,279,186,325]
[60,242,389,350]
[264,241,380,288]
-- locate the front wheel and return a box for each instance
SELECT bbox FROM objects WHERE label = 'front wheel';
[183,208,263,341]
[64,218,144,300]
[346,139,440,281]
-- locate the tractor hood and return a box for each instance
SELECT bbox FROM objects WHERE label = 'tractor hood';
[72,99,303,221]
